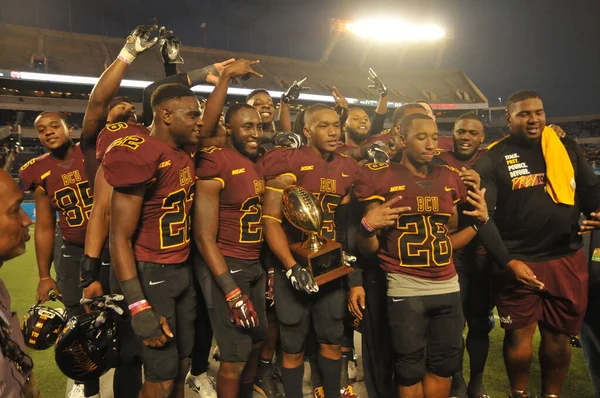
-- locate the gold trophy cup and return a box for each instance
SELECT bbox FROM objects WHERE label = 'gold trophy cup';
[282,186,353,286]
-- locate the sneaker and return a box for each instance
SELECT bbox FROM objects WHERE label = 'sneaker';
[348,359,357,382]
[254,372,282,398]
[340,384,359,398]
[67,384,85,398]
[185,371,217,398]
[313,386,325,398]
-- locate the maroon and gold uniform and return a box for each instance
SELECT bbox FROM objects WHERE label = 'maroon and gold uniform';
[95,122,150,160]
[19,143,91,246]
[102,134,195,264]
[355,162,467,281]
[195,146,264,260]
[435,148,486,170]
[259,146,358,243]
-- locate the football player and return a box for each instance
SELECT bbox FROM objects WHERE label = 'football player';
[105,83,201,398]
[355,113,489,398]
[193,104,267,398]
[19,111,99,397]
[261,104,359,398]
[246,88,291,141]
[433,113,491,398]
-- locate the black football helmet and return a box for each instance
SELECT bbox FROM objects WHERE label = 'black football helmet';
[54,295,123,382]
[21,292,67,350]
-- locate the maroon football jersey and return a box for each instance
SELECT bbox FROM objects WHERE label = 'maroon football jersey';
[196,146,264,260]
[366,129,392,146]
[102,134,195,264]
[260,146,358,243]
[19,143,91,246]
[435,148,486,170]
[355,162,467,281]
[95,122,150,160]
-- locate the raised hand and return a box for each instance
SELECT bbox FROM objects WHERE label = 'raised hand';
[368,68,388,97]
[159,26,184,64]
[119,25,159,64]
[363,195,411,230]
[282,77,310,104]
[221,59,263,82]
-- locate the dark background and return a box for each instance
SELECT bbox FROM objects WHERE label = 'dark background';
[0,0,598,116]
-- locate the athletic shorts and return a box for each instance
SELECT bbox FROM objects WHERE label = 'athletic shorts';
[454,249,494,332]
[195,256,267,362]
[56,241,85,316]
[137,261,196,382]
[274,265,346,354]
[495,249,588,336]
[387,292,463,385]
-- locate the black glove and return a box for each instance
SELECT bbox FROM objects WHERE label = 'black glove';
[285,264,319,294]
[272,132,302,149]
[159,26,184,65]
[360,140,390,163]
[282,77,310,104]
[368,68,388,97]
[131,308,165,340]
[79,255,101,289]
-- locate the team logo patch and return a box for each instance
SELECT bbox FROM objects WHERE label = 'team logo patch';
[300,165,314,171]
[366,162,389,171]
[389,185,405,192]
[232,168,246,175]
[158,160,171,169]
[41,171,51,180]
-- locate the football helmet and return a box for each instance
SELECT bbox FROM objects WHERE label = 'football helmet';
[20,292,66,350]
[54,295,123,382]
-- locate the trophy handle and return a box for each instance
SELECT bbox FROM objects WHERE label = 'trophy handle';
[301,233,325,251]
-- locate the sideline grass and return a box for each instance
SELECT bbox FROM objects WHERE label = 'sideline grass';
[0,231,595,397]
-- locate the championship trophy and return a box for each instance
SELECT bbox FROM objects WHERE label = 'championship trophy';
[282,186,353,286]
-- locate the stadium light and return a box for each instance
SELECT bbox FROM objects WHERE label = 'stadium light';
[4,70,404,108]
[344,18,445,43]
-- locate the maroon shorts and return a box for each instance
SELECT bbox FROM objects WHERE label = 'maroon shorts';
[495,249,588,335]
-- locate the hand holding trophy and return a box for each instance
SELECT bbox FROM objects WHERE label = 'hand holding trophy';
[281,186,353,286]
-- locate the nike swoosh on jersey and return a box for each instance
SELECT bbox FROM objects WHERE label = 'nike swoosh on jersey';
[342,173,349,177]
[444,186,454,191]
[230,269,243,274]
[149,280,166,286]
[62,254,72,258]
[392,298,405,302]
[101,262,111,266]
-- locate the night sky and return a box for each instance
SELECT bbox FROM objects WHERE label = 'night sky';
[0,0,598,116]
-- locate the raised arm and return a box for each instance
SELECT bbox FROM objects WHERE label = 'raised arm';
[368,68,388,135]
[82,25,158,184]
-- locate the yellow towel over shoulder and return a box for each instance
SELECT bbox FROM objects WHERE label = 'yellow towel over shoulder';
[541,126,575,205]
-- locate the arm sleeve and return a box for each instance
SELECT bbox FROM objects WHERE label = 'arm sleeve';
[102,138,160,188]
[370,112,387,136]
[472,152,513,268]
[142,74,189,127]
[568,139,600,214]
[334,203,350,252]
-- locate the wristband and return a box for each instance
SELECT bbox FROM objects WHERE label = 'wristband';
[215,271,239,297]
[128,299,152,317]
[225,287,242,302]
[187,65,218,87]
[361,217,375,233]
[118,47,136,65]
[39,276,51,281]
[472,216,490,231]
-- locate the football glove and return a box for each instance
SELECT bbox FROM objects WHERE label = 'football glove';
[79,255,101,288]
[368,68,388,97]
[286,264,319,294]
[266,268,275,306]
[361,140,390,164]
[159,26,184,64]
[282,77,310,104]
[273,131,302,149]
[80,294,125,316]
[118,25,159,64]
[131,307,165,340]
[228,294,259,329]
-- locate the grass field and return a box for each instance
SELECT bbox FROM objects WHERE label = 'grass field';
[0,232,596,397]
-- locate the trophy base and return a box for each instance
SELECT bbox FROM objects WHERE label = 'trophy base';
[290,237,353,286]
